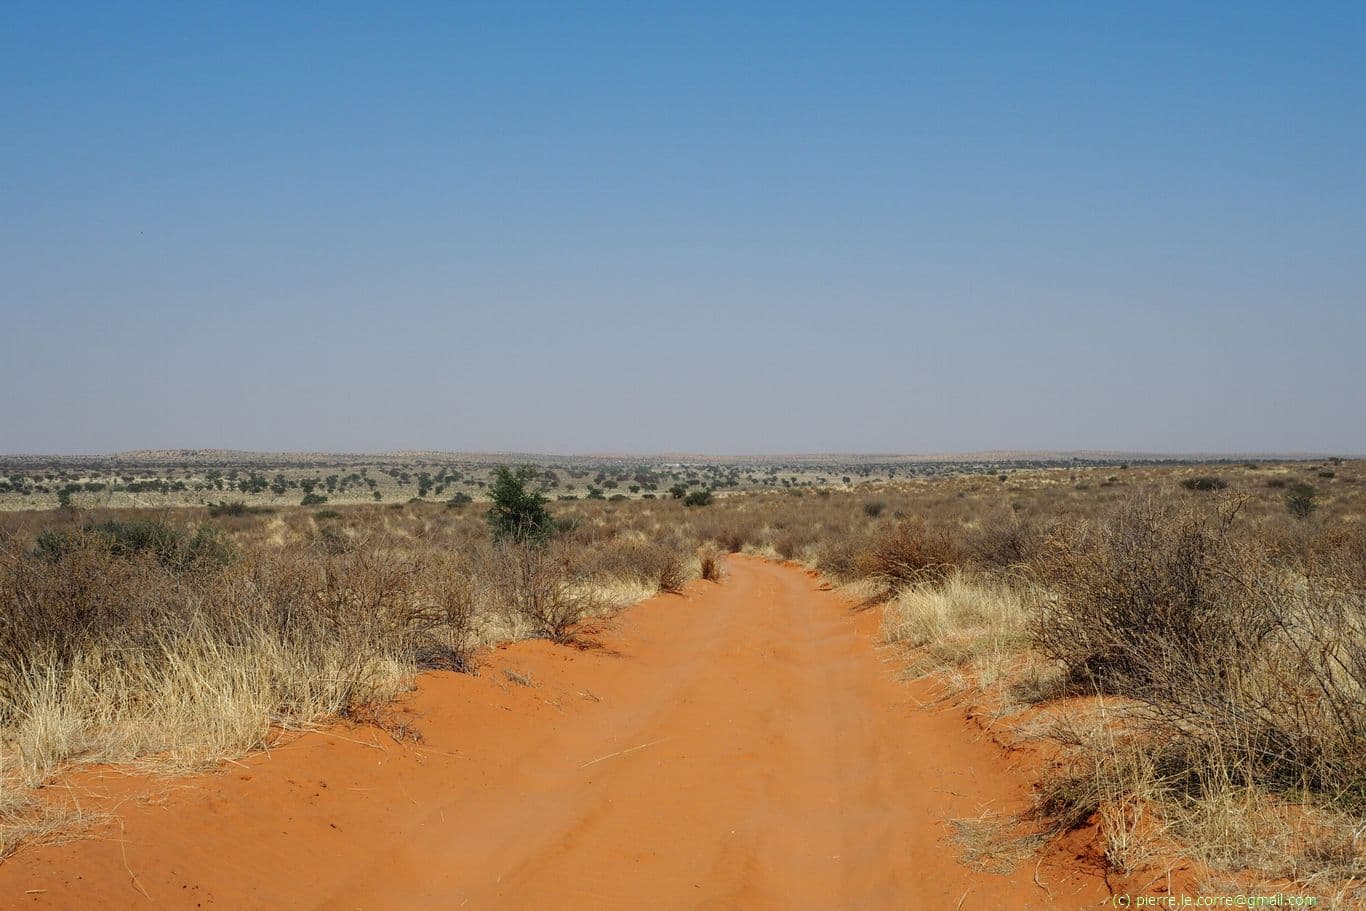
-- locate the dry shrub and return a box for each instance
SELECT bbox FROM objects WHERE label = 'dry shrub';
[488,542,599,644]
[1035,495,1366,802]
[1032,710,1366,886]
[856,517,960,591]
[0,531,475,787]
[814,535,864,583]
[772,533,802,561]
[704,521,753,553]
[698,547,724,582]
[965,511,1041,569]
[582,539,691,594]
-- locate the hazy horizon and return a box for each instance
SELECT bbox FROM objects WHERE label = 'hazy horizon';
[4,3,1363,455]
[3,446,1359,461]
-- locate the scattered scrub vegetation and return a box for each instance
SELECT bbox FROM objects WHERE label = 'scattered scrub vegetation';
[863,470,1366,897]
[1,456,1362,892]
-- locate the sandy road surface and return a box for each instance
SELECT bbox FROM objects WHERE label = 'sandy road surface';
[4,556,1109,909]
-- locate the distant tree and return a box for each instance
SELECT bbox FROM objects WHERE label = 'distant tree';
[683,490,714,507]
[487,465,554,544]
[1286,483,1318,520]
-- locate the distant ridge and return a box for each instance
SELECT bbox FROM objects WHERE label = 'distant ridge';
[0,448,1354,464]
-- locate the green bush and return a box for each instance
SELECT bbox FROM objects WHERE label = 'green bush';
[93,519,185,563]
[35,520,233,569]
[185,525,235,565]
[683,490,713,507]
[301,493,328,507]
[206,500,272,518]
[486,465,554,544]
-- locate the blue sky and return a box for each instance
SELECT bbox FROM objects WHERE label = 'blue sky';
[3,2,1363,454]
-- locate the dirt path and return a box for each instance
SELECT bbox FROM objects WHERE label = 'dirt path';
[4,556,1110,909]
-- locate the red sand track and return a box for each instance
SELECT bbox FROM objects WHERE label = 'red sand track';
[4,557,1111,909]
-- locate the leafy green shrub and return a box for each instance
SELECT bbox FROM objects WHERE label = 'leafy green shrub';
[486,465,554,544]
[446,492,473,508]
[34,529,74,560]
[185,525,235,565]
[33,519,233,569]
[301,493,328,507]
[92,519,185,563]
[683,490,713,507]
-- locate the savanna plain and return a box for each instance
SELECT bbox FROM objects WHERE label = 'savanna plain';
[0,454,1362,908]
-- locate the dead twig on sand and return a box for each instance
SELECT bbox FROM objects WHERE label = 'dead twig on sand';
[579,738,669,769]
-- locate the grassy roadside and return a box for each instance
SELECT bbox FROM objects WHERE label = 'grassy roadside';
[1,458,1362,891]
[0,499,717,856]
[873,496,1365,902]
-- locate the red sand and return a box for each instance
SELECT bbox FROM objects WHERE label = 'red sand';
[3,556,1117,909]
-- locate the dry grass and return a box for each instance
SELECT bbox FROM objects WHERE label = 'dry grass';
[1036,495,1366,801]
[1033,708,1366,889]
[699,547,725,582]
[2,457,1364,884]
[881,572,1034,678]
[0,500,708,854]
[948,811,1045,875]
[848,463,1366,893]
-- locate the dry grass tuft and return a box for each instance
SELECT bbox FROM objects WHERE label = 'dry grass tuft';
[698,547,725,582]
[881,572,1033,678]
[948,811,1046,876]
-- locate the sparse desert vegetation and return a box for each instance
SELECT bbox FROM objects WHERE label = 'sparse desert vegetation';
[1,455,1363,900]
